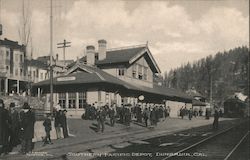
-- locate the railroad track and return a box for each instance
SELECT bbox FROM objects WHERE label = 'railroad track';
[164,120,249,160]
[90,119,249,160]
[3,119,248,160]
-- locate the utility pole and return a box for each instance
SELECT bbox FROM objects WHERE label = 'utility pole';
[0,0,2,36]
[49,0,54,113]
[57,39,71,70]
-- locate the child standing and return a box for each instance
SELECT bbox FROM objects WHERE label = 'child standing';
[43,114,53,145]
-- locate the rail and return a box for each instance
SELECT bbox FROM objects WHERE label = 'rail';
[162,120,249,160]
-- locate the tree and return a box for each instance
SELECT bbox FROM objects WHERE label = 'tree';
[19,0,32,59]
[164,46,249,104]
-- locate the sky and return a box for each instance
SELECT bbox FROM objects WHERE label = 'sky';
[0,0,249,74]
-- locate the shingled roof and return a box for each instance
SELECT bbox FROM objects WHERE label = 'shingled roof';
[33,63,133,88]
[96,46,146,65]
[192,99,206,106]
[33,63,191,102]
[97,45,161,73]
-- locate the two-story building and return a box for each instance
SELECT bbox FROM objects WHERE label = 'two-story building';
[0,38,68,95]
[33,40,192,117]
[0,38,28,95]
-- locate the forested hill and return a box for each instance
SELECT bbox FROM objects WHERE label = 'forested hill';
[164,46,249,104]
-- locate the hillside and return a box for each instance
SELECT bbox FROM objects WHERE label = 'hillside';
[164,46,249,105]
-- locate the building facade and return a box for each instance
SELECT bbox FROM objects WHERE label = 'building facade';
[0,38,67,95]
[33,40,192,117]
[0,38,28,95]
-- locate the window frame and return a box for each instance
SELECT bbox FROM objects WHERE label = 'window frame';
[132,64,137,78]
[138,65,143,80]
[79,92,87,108]
[58,93,66,109]
[118,68,125,76]
[68,92,76,109]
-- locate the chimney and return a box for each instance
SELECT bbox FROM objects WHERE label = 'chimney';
[86,45,95,65]
[98,39,107,61]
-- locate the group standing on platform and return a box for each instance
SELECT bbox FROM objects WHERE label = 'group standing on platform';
[1,96,225,156]
[0,99,70,156]
[53,104,69,139]
[82,102,172,130]
[0,99,35,155]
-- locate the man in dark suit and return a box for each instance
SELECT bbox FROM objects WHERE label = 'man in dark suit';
[96,107,106,132]
[108,104,116,127]
[0,99,11,155]
[20,102,35,154]
[60,110,68,138]
[8,102,21,152]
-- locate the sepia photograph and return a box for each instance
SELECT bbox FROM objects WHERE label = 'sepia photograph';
[0,0,249,159]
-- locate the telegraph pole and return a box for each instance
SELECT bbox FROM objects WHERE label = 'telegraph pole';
[0,0,2,36]
[57,39,71,69]
[49,0,54,113]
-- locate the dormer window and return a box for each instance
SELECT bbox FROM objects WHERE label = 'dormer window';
[138,65,143,80]
[118,68,125,76]
[132,64,137,78]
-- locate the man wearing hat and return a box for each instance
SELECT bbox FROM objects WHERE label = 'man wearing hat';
[0,99,11,155]
[20,102,35,154]
[60,109,68,138]
[8,102,20,152]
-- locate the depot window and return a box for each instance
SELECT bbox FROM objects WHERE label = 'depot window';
[68,92,76,109]
[59,93,66,108]
[79,92,87,108]
[132,64,137,78]
[138,65,143,80]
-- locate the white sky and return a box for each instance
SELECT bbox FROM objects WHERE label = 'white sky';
[0,0,249,73]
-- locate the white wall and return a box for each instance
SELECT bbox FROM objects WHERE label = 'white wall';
[165,100,192,118]
[102,56,154,88]
[86,91,98,105]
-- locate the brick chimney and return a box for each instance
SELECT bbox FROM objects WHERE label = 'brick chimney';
[98,39,107,61]
[86,45,95,65]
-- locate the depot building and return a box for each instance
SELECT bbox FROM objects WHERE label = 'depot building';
[32,40,192,117]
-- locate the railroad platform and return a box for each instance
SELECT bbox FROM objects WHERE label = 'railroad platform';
[2,116,240,160]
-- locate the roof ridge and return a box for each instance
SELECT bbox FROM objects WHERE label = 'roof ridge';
[107,44,147,52]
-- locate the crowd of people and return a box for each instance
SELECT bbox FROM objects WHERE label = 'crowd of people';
[179,106,208,120]
[0,97,224,156]
[0,100,71,156]
[0,99,35,155]
[82,102,171,132]
[42,108,69,146]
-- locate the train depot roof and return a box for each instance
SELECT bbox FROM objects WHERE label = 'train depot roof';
[33,63,192,103]
[192,99,206,106]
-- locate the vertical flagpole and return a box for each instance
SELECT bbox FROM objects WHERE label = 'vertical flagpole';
[50,0,54,113]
